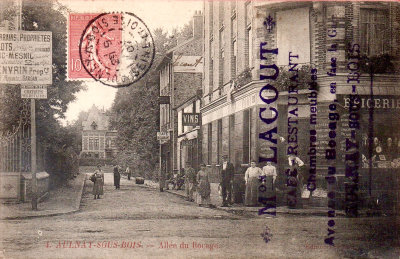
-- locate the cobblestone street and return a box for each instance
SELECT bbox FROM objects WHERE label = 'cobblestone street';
[1,172,399,259]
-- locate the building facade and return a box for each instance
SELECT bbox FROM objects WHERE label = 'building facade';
[177,95,202,172]
[202,1,400,209]
[81,105,118,159]
[158,11,204,183]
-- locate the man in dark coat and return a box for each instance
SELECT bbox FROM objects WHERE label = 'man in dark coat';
[113,165,121,189]
[220,155,235,207]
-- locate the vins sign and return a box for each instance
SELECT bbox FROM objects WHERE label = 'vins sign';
[182,113,200,126]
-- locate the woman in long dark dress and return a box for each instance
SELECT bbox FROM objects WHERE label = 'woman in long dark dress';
[244,160,263,206]
[92,165,104,199]
[196,164,211,207]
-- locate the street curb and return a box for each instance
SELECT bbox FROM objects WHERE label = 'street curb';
[74,173,86,211]
[1,173,86,220]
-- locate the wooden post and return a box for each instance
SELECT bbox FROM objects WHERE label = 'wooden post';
[31,99,37,210]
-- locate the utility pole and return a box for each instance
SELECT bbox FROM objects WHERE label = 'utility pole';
[16,0,37,210]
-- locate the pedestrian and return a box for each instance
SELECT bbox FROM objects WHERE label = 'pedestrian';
[220,155,235,207]
[244,160,263,206]
[262,161,277,197]
[184,161,196,202]
[91,165,104,199]
[196,163,211,207]
[126,166,131,180]
[113,165,121,189]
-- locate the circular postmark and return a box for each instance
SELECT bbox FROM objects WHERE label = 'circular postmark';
[79,12,155,87]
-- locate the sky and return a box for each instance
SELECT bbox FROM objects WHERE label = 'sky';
[60,0,203,124]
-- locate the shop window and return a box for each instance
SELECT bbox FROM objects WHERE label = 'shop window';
[243,109,250,163]
[229,114,235,161]
[217,119,222,164]
[360,8,389,56]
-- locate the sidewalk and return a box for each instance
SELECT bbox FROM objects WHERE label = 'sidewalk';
[162,185,346,217]
[0,173,86,220]
[138,178,346,217]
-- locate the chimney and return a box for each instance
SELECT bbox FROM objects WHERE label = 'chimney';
[192,10,203,39]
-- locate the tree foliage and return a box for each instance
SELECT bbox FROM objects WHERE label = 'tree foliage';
[0,0,85,183]
[110,23,192,179]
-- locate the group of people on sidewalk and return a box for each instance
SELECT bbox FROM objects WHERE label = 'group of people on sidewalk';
[182,155,235,208]
[179,153,305,208]
[90,164,133,199]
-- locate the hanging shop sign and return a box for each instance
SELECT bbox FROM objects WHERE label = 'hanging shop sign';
[157,132,170,141]
[182,113,200,127]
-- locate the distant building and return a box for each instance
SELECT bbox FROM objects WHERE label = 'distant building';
[81,105,118,159]
[158,10,204,179]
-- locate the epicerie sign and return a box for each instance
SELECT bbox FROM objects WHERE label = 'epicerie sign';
[0,30,52,84]
[21,85,47,99]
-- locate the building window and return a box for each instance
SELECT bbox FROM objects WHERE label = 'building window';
[210,39,214,93]
[219,28,225,88]
[232,40,237,78]
[360,8,389,56]
[207,123,212,165]
[89,138,94,150]
[94,138,99,150]
[217,119,222,164]
[231,13,237,78]
[219,1,224,23]
[245,1,252,26]
[231,0,237,14]
[246,26,253,68]
[232,14,237,37]
[209,1,213,33]
[245,2,252,68]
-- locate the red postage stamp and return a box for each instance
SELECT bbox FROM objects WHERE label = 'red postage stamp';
[69,12,155,87]
[68,13,99,80]
[79,12,155,87]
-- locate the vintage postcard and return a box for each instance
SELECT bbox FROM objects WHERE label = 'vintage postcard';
[0,0,400,258]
